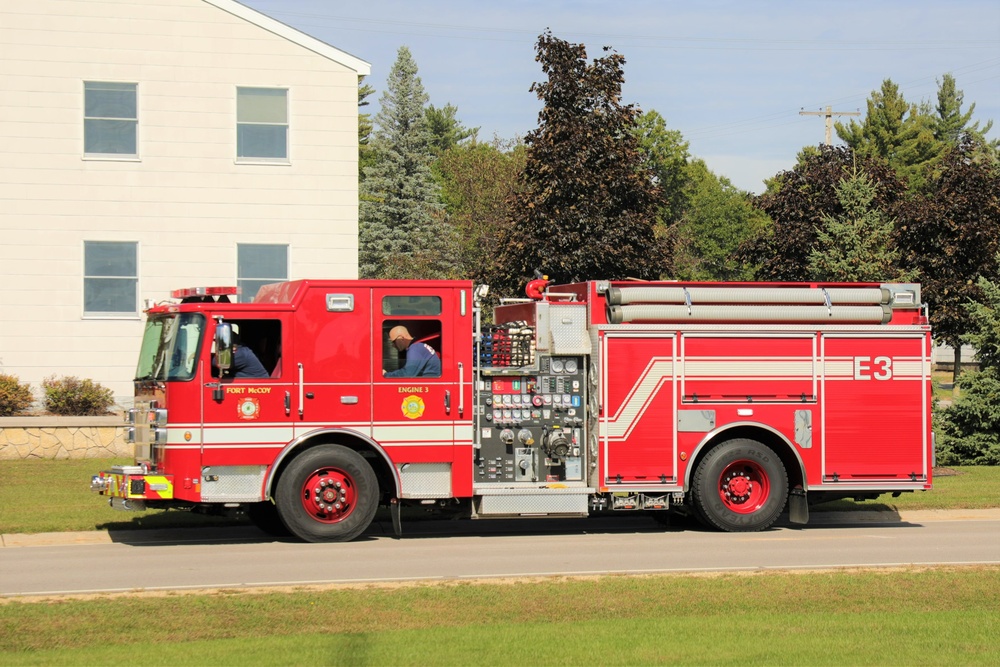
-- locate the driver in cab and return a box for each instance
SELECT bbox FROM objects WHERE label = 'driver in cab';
[384,325,441,378]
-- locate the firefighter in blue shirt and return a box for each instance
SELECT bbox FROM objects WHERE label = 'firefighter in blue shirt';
[232,344,270,378]
[384,325,441,378]
[214,330,270,379]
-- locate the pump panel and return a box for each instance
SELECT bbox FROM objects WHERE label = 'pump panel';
[475,355,587,485]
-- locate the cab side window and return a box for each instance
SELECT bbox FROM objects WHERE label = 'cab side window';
[212,319,283,379]
[381,296,442,379]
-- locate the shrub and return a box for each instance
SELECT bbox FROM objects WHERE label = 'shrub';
[0,373,34,416]
[935,268,1000,465]
[41,376,115,416]
[935,368,1000,465]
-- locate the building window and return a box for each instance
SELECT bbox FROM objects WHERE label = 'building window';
[84,82,137,156]
[84,241,137,314]
[237,87,288,160]
[238,244,288,302]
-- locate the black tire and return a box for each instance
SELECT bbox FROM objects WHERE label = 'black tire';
[275,444,379,543]
[247,501,291,537]
[691,439,788,532]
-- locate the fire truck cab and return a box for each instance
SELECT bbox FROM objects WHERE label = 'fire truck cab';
[94,279,933,542]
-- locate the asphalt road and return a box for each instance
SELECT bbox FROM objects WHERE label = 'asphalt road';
[2,510,999,598]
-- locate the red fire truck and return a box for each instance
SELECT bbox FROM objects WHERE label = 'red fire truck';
[93,278,933,541]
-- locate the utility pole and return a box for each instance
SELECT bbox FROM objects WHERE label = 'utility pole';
[799,105,860,146]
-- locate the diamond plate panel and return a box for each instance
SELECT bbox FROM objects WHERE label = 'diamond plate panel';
[201,465,266,502]
[549,304,591,354]
[398,463,452,498]
[478,492,589,515]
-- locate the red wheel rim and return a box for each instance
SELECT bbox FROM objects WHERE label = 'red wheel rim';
[717,459,770,514]
[300,467,357,523]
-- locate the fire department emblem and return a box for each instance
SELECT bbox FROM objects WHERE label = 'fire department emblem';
[401,394,425,420]
[237,396,260,420]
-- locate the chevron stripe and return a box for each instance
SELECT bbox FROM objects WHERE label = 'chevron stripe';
[602,358,674,440]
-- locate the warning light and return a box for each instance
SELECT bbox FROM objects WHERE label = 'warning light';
[170,286,239,299]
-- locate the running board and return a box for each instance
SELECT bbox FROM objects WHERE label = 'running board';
[474,486,594,516]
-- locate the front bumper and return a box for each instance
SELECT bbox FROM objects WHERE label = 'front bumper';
[92,465,174,510]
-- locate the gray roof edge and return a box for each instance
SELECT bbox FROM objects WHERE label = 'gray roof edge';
[203,0,372,76]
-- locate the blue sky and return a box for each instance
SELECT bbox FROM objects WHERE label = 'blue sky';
[241,0,1000,194]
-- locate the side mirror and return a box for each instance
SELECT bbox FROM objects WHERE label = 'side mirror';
[215,322,233,371]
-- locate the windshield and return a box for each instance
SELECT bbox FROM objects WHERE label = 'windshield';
[135,313,206,381]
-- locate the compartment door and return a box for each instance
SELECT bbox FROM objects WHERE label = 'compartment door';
[602,333,676,484]
[821,334,929,482]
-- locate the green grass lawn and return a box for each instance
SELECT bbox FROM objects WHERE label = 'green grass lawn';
[811,466,1000,511]
[0,458,250,534]
[1,459,997,534]
[1,567,997,665]
[932,369,956,403]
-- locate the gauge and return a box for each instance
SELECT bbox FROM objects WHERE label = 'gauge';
[564,358,579,374]
[550,358,565,373]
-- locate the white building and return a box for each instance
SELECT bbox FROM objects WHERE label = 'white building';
[0,0,370,405]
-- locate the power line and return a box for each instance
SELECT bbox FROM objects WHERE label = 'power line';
[251,7,1000,52]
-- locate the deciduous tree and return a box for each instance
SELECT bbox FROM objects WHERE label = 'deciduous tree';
[633,109,690,226]
[674,159,769,281]
[740,146,907,281]
[435,139,526,281]
[898,137,1000,379]
[495,31,669,296]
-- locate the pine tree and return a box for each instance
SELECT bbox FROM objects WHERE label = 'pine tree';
[742,146,908,281]
[932,73,995,148]
[835,79,942,190]
[358,77,375,184]
[935,264,1000,465]
[358,47,453,279]
[837,80,912,160]
[807,169,913,282]
[425,103,477,155]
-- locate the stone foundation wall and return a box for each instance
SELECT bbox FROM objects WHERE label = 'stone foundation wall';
[0,416,130,460]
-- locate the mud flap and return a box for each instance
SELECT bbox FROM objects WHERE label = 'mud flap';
[390,497,402,538]
[788,487,809,524]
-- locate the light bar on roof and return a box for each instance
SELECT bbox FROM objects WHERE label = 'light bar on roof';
[170,286,240,299]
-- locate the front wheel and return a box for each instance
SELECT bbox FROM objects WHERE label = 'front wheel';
[691,439,788,532]
[275,444,379,542]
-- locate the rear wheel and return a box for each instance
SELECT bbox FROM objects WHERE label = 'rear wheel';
[275,445,379,543]
[691,439,787,532]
